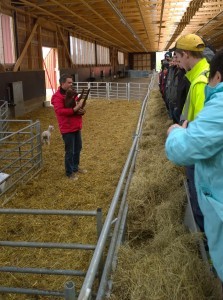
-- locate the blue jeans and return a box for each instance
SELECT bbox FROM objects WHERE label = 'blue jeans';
[62,131,82,177]
[186,165,204,232]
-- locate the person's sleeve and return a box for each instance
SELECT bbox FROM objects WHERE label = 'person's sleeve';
[165,93,223,166]
[52,94,74,116]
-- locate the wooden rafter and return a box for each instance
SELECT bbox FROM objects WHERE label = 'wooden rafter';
[50,0,137,53]
[80,0,140,52]
[7,0,223,53]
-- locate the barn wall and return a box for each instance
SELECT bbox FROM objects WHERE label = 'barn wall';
[60,66,117,82]
[0,70,45,116]
[128,52,155,70]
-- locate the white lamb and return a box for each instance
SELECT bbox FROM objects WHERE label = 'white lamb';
[0,172,10,193]
[41,125,54,145]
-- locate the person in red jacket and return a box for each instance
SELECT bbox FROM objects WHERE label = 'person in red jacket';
[51,74,86,180]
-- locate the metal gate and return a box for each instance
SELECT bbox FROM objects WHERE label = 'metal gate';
[73,81,150,101]
[0,119,42,205]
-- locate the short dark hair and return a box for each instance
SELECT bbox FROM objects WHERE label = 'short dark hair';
[209,49,223,82]
[59,74,72,85]
[175,49,203,59]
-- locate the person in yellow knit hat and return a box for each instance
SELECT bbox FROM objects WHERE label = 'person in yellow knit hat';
[170,33,210,233]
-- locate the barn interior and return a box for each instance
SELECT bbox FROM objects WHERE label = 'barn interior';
[1,0,223,114]
[0,1,223,299]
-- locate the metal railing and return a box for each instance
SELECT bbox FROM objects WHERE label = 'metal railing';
[0,208,103,299]
[72,81,150,101]
[0,120,42,205]
[78,72,155,300]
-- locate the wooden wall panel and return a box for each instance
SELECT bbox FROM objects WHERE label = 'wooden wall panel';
[131,53,151,70]
[32,44,41,70]
[41,28,57,48]
[0,0,12,16]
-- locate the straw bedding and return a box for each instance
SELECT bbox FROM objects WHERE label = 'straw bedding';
[0,98,141,299]
[1,78,221,300]
[110,87,222,299]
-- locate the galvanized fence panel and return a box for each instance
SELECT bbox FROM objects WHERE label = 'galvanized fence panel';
[0,208,102,300]
[0,120,42,205]
[108,82,128,100]
[129,82,150,100]
[72,81,150,101]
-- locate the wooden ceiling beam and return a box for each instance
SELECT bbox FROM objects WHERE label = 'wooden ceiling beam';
[80,0,142,49]
[49,0,137,52]
[135,0,151,48]
[196,10,223,35]
[16,0,136,52]
[165,0,205,50]
[5,0,223,53]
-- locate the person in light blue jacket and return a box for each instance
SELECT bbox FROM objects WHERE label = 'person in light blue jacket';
[165,49,223,282]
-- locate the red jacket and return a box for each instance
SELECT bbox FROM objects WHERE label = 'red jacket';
[51,88,82,134]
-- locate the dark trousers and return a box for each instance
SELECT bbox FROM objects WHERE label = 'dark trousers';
[186,165,204,232]
[62,131,82,177]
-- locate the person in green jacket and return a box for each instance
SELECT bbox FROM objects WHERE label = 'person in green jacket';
[170,34,210,232]
[165,49,223,282]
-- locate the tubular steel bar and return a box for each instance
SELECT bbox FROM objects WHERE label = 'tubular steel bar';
[0,208,97,216]
[0,266,86,277]
[0,120,33,141]
[96,208,103,238]
[0,286,64,297]
[0,241,96,250]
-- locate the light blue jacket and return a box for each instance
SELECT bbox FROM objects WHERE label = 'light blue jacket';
[165,82,223,282]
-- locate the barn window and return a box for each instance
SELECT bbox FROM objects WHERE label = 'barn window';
[118,51,124,64]
[96,45,110,65]
[70,36,95,65]
[0,14,16,64]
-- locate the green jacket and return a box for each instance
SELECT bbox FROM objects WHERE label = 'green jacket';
[181,58,209,121]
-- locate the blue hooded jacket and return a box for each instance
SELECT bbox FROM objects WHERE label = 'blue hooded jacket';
[165,82,223,281]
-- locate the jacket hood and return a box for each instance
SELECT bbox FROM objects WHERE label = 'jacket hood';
[205,82,223,103]
[203,47,215,63]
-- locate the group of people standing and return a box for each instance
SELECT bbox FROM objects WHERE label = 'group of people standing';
[163,33,223,283]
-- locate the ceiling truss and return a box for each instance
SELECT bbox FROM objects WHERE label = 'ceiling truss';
[5,0,223,52]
